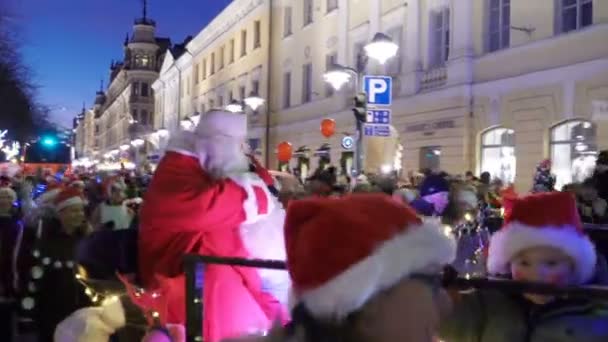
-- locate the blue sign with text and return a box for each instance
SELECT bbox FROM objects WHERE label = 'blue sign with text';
[363,124,391,137]
[366,109,391,124]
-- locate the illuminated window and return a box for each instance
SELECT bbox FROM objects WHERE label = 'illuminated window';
[480,127,516,184]
[550,120,597,189]
[135,54,150,68]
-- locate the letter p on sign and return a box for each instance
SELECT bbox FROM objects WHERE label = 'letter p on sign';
[363,76,392,106]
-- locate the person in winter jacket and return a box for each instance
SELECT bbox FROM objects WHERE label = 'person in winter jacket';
[440,191,608,342]
[228,194,456,342]
[531,159,556,192]
[592,150,608,202]
[410,174,450,216]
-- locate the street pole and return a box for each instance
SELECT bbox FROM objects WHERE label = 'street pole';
[353,51,368,178]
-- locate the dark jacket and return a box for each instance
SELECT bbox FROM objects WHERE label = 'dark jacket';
[0,215,23,298]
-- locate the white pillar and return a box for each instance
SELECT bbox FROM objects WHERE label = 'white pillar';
[446,0,474,86]
[337,0,349,65]
[369,0,381,39]
[403,0,422,95]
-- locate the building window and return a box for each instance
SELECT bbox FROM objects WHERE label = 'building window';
[132,109,139,123]
[218,95,224,107]
[141,110,148,126]
[209,99,215,109]
[241,30,247,57]
[559,0,593,33]
[202,59,207,80]
[141,82,149,97]
[419,146,441,173]
[229,39,235,63]
[252,80,260,95]
[228,90,234,102]
[302,63,313,103]
[219,46,225,70]
[327,0,338,12]
[283,72,291,108]
[353,42,365,70]
[325,53,337,97]
[239,85,246,100]
[304,0,314,26]
[480,127,516,184]
[550,120,597,189]
[132,82,140,96]
[194,64,200,84]
[254,20,261,49]
[284,7,293,37]
[386,26,403,75]
[430,7,450,68]
[135,54,150,68]
[210,53,215,74]
[488,0,510,52]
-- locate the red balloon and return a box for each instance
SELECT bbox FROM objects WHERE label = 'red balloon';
[277,141,293,163]
[320,118,336,138]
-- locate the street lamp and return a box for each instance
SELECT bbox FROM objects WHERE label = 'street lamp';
[226,100,244,113]
[323,65,355,91]
[131,138,145,147]
[120,144,130,151]
[322,32,398,177]
[364,33,399,65]
[244,92,265,111]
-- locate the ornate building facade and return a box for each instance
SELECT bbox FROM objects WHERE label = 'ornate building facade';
[74,11,170,170]
[80,0,608,191]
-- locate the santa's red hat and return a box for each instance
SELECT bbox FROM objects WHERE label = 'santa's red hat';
[195,110,247,139]
[54,187,85,212]
[487,191,596,284]
[285,193,456,318]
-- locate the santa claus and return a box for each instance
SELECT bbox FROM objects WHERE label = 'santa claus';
[138,110,289,342]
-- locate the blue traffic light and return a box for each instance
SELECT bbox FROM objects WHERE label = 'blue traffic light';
[41,137,57,146]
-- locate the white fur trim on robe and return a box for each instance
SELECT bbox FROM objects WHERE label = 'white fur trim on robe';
[487,222,597,284]
[232,172,290,304]
[295,219,456,318]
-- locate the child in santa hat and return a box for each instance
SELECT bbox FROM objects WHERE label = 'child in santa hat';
[440,191,608,342]
[226,193,456,342]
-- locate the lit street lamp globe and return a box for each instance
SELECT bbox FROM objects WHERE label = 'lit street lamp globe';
[323,68,352,91]
[120,144,130,151]
[226,100,244,113]
[244,93,265,111]
[365,32,398,65]
[131,138,145,147]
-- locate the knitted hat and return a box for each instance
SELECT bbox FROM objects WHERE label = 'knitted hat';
[54,187,85,212]
[0,186,17,202]
[419,174,449,197]
[487,191,596,284]
[53,297,126,342]
[285,194,456,318]
[195,110,247,139]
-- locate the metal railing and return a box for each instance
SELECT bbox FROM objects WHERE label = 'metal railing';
[183,253,608,342]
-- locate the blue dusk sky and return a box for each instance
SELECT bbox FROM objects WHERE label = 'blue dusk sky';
[4,0,233,128]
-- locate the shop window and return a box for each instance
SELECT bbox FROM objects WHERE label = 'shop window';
[480,127,516,184]
[419,146,441,172]
[550,120,597,189]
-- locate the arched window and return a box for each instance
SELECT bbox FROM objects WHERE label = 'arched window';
[480,127,515,184]
[550,120,597,189]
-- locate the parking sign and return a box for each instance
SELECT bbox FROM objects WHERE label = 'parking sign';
[363,76,392,106]
[366,109,391,124]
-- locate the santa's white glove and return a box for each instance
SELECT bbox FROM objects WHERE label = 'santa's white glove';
[54,297,126,342]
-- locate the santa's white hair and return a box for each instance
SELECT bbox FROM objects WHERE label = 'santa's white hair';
[195,135,250,179]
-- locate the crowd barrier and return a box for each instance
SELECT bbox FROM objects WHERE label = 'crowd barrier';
[183,252,608,342]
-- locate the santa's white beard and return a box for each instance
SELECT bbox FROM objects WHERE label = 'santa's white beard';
[195,136,250,179]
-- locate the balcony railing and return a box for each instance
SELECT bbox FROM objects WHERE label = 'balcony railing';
[420,66,448,91]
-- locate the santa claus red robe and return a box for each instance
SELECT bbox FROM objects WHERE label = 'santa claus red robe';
[139,151,287,342]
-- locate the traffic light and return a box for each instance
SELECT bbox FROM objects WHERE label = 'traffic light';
[353,92,367,123]
[41,136,57,147]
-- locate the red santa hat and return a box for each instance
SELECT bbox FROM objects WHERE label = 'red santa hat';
[487,191,596,284]
[285,193,456,318]
[37,182,64,205]
[54,187,85,212]
[195,110,247,139]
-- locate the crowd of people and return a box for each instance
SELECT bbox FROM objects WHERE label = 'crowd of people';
[1,109,608,342]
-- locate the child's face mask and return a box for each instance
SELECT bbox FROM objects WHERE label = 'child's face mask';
[510,246,574,304]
